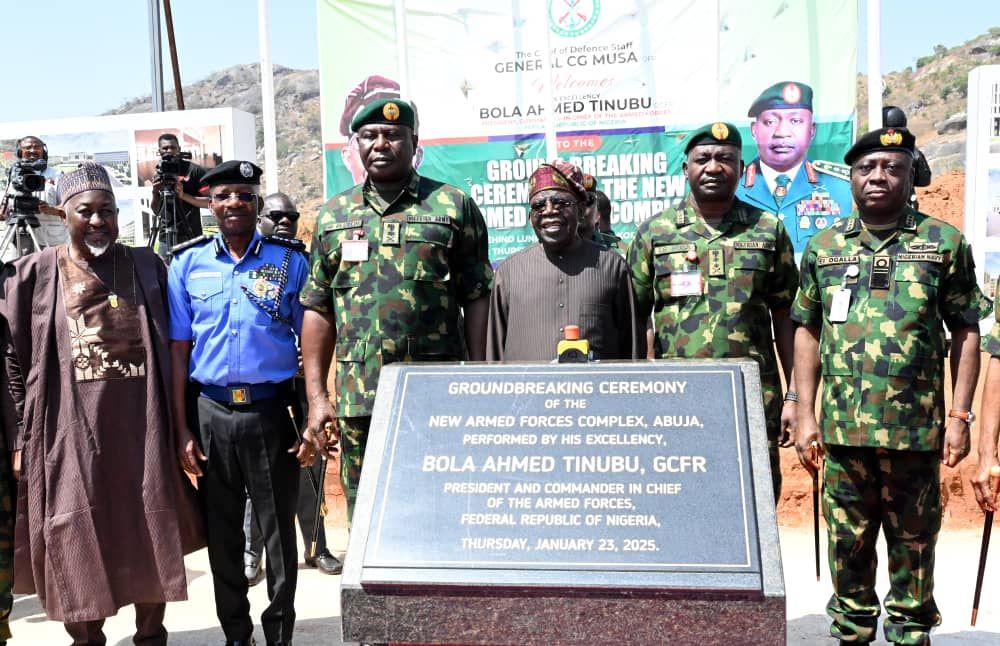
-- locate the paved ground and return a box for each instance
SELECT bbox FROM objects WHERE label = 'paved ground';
[8,525,1000,644]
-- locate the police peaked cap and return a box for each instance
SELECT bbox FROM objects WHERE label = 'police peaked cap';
[683,122,742,154]
[748,81,814,117]
[350,98,416,132]
[843,127,916,165]
[200,160,263,188]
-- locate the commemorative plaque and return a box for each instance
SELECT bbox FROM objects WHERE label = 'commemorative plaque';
[341,360,785,645]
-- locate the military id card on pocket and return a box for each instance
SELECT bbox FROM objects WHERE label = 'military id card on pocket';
[669,270,702,297]
[829,288,851,323]
[341,239,369,262]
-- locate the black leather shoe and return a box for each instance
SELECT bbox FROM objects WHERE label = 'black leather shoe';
[305,549,343,575]
[225,639,255,646]
[266,642,291,646]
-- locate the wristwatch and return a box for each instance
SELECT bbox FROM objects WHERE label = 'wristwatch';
[948,409,976,425]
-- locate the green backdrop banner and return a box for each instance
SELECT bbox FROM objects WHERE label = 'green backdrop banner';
[319,0,858,260]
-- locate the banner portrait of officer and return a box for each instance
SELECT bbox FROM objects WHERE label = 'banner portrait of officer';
[736,81,853,257]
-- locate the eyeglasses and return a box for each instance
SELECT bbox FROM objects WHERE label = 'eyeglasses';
[529,196,577,213]
[211,191,257,203]
[261,210,300,222]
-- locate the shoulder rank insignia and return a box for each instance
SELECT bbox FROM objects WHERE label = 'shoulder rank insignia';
[743,161,758,188]
[811,159,851,182]
[169,234,214,256]
[263,234,306,252]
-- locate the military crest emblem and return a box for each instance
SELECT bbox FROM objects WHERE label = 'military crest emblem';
[548,0,601,38]
[782,82,802,104]
[880,129,903,146]
[383,102,400,121]
[711,122,729,141]
[239,162,253,178]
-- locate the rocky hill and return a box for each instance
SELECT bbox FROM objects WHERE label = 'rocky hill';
[105,64,325,232]
[858,26,1000,176]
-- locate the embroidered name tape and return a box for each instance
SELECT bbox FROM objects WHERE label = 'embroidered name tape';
[897,253,944,263]
[324,219,364,232]
[654,243,691,255]
[817,255,860,267]
[733,241,775,250]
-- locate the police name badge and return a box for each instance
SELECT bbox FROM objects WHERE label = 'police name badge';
[669,270,702,297]
[829,288,851,323]
[342,239,369,262]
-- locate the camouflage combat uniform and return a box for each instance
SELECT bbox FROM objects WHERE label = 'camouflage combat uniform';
[627,198,798,499]
[300,171,492,520]
[792,207,991,645]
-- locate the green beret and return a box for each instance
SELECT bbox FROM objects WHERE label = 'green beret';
[349,98,416,132]
[748,81,813,117]
[844,127,916,165]
[683,122,742,154]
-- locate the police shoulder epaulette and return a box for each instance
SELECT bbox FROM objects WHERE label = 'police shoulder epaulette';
[170,234,214,256]
[263,234,306,252]
[811,160,851,181]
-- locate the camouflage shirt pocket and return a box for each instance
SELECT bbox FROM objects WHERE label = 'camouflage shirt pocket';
[883,353,939,427]
[405,221,454,282]
[892,257,942,315]
[653,248,689,302]
[820,352,856,423]
[332,265,361,291]
[815,264,847,317]
[729,249,773,301]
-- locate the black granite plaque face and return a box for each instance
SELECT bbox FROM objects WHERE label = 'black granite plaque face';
[359,362,763,592]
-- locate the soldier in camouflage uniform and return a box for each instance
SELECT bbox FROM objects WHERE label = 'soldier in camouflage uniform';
[300,99,492,521]
[792,127,990,645]
[627,122,799,500]
[972,298,1000,512]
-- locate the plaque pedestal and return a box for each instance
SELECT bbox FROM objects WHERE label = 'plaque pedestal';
[341,360,785,645]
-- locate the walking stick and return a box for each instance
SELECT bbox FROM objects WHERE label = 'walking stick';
[972,464,1000,626]
[287,406,322,498]
[811,440,821,582]
[310,448,329,560]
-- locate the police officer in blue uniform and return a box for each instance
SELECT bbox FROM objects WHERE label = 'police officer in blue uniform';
[736,81,854,256]
[168,160,312,646]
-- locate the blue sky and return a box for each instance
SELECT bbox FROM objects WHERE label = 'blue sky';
[1,0,998,123]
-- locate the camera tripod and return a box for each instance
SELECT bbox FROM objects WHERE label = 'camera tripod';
[147,187,182,262]
[0,211,44,262]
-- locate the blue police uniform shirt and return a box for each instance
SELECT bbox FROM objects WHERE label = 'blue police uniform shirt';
[168,231,307,386]
[736,157,853,256]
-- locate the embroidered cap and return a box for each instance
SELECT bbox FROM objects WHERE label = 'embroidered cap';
[57,162,114,204]
[528,159,588,201]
